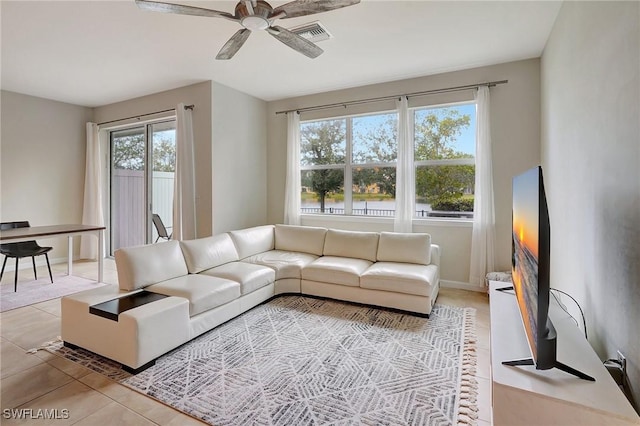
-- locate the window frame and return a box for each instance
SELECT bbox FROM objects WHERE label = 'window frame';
[411,100,477,220]
[300,110,398,216]
[299,100,477,222]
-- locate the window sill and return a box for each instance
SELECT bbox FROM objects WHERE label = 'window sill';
[300,214,473,228]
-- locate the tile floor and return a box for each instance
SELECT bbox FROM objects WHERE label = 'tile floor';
[1,259,492,425]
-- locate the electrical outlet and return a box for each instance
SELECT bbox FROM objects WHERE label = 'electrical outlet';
[617,350,627,375]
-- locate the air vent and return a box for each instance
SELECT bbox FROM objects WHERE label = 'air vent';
[288,21,332,43]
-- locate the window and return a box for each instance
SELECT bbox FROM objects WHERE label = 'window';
[110,120,176,253]
[299,102,475,219]
[414,103,476,218]
[300,112,397,216]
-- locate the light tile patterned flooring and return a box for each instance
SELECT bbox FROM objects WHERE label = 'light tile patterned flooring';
[1,259,492,425]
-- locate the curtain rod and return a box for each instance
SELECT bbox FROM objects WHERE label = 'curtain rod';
[275,80,508,115]
[97,104,194,126]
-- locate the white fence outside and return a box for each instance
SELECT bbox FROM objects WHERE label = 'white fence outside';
[111,169,174,252]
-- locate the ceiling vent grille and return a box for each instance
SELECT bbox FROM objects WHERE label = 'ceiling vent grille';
[288,21,332,43]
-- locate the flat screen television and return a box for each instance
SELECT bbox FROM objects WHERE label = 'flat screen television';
[502,166,594,381]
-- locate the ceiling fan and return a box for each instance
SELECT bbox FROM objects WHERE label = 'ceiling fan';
[135,0,360,60]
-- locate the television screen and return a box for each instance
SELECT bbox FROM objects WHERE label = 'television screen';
[512,166,543,362]
[508,166,594,381]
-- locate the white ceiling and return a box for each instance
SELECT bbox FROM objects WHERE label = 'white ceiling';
[1,1,561,107]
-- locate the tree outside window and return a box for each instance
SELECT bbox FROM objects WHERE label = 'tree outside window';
[299,102,475,219]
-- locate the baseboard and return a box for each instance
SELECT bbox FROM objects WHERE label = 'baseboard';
[441,279,486,293]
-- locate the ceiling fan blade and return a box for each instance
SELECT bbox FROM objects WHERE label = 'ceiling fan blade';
[216,29,251,60]
[272,0,360,19]
[135,0,238,22]
[267,25,323,58]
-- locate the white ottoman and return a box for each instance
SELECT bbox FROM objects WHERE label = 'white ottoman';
[61,285,190,373]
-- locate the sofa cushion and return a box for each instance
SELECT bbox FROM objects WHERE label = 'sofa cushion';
[115,241,188,291]
[243,250,318,280]
[146,274,240,316]
[322,229,379,262]
[377,232,432,265]
[302,256,372,287]
[275,224,327,256]
[229,225,275,259]
[179,234,239,274]
[201,262,275,295]
[360,262,438,296]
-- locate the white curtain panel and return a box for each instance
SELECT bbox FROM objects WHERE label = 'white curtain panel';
[394,97,414,233]
[80,122,105,259]
[284,111,301,225]
[173,103,197,241]
[469,86,496,287]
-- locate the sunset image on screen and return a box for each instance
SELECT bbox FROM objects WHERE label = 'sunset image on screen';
[512,167,540,357]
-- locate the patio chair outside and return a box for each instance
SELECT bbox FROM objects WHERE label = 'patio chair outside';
[152,214,172,243]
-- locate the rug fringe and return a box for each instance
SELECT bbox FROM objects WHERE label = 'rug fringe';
[457,308,479,426]
[26,336,62,354]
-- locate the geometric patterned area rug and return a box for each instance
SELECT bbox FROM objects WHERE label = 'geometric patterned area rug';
[43,295,478,426]
[0,273,106,312]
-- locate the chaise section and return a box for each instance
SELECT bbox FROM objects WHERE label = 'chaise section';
[146,274,240,316]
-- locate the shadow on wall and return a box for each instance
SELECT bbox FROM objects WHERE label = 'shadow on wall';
[592,189,640,413]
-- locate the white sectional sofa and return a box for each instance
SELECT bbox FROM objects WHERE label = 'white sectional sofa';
[61,224,440,372]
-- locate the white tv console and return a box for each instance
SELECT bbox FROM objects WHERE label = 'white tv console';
[489,281,639,425]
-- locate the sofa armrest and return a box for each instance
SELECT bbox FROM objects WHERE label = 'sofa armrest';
[430,244,441,267]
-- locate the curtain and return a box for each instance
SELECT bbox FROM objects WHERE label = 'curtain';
[394,97,414,232]
[173,103,197,241]
[284,111,301,225]
[469,86,496,287]
[80,123,105,259]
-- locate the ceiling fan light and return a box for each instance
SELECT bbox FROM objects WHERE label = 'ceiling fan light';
[241,15,269,30]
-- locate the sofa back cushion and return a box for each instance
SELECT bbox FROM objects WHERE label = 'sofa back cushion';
[179,234,240,274]
[115,240,188,291]
[376,232,432,265]
[229,225,275,259]
[275,224,327,256]
[323,229,379,262]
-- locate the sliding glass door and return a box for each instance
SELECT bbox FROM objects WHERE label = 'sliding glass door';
[109,120,176,255]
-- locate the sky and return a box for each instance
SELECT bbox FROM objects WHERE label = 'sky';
[512,167,540,258]
[452,103,477,155]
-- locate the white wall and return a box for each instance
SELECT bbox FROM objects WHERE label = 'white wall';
[1,91,92,264]
[211,82,268,233]
[541,1,640,408]
[93,81,213,239]
[267,59,541,286]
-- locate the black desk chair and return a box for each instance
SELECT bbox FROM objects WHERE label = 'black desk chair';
[152,214,172,243]
[0,221,53,292]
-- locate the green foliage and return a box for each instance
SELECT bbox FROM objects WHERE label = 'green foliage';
[112,134,176,172]
[299,106,474,213]
[415,108,472,161]
[300,120,346,211]
[431,196,475,212]
[415,164,475,204]
[112,134,145,170]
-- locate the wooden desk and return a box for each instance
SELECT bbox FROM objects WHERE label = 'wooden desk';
[0,224,105,282]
